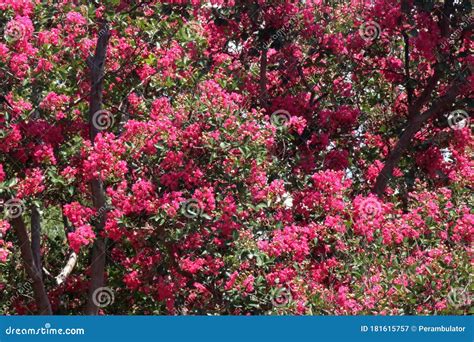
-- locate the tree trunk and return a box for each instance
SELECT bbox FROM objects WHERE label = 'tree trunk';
[30,204,42,274]
[85,21,111,315]
[11,216,52,314]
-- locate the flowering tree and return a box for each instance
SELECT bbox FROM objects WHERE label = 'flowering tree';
[0,0,472,315]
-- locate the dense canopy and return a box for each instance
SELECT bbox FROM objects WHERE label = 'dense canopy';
[0,0,472,315]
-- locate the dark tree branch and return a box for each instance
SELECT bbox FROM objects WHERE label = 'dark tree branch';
[30,204,42,275]
[11,216,52,314]
[372,77,466,197]
[408,69,441,118]
[85,21,111,315]
[402,31,413,108]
